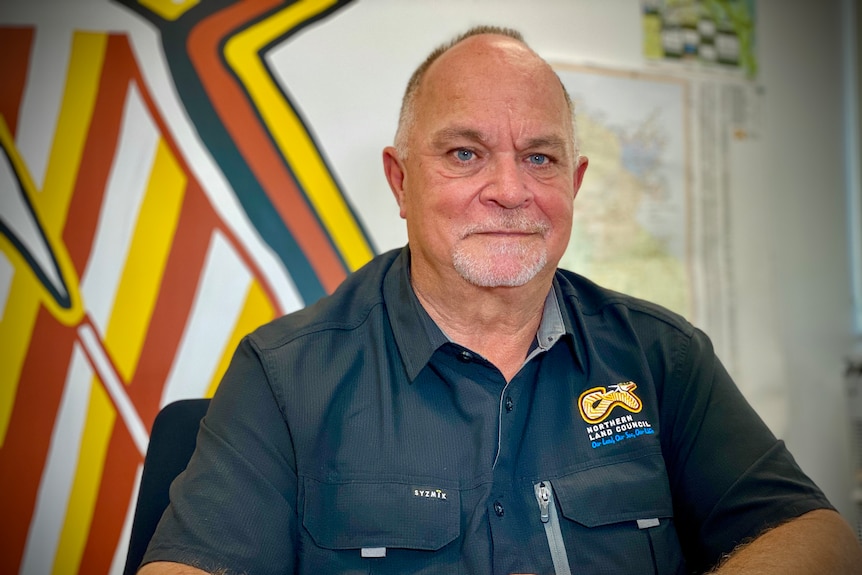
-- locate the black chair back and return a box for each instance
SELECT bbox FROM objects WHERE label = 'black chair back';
[123,398,210,575]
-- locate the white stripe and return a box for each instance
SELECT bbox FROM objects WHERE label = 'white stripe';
[78,322,149,456]
[19,346,93,575]
[0,251,12,323]
[14,22,70,192]
[80,81,158,337]
[0,144,67,303]
[160,230,252,407]
[108,463,143,575]
[129,20,303,316]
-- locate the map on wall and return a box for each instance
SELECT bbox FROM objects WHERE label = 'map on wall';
[556,67,691,320]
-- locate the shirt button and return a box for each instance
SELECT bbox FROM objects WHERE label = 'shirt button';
[457,350,474,363]
[505,396,514,412]
[493,501,504,517]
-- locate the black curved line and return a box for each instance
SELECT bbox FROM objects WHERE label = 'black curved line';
[112,0,366,304]
[0,144,73,309]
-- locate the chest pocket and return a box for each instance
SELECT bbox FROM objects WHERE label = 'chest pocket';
[550,453,687,575]
[299,477,461,574]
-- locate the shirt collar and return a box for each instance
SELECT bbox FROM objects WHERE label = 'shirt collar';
[525,287,566,363]
[384,247,448,381]
[384,246,578,381]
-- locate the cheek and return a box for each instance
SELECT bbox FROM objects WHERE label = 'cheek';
[539,195,575,252]
[426,186,473,221]
[539,189,574,223]
[405,193,459,239]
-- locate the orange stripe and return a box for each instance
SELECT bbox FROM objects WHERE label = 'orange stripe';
[187,0,347,292]
[0,311,78,575]
[114,32,284,312]
[63,38,130,273]
[44,28,295,572]
[79,77,220,575]
[0,26,35,136]
[80,188,225,573]
[77,425,140,574]
[0,31,116,575]
[127,180,222,414]
[80,196,213,566]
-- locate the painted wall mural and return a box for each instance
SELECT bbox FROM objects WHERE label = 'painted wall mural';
[0,1,373,573]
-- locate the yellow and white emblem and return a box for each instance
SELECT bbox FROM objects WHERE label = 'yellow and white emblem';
[578,382,643,424]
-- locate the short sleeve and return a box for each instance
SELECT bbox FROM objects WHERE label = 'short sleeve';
[141,337,299,575]
[659,327,833,572]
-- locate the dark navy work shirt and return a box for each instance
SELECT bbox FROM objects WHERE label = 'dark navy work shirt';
[143,247,832,575]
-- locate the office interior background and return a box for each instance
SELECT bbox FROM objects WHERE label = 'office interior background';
[1,0,860,573]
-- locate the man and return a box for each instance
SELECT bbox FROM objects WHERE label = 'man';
[140,27,862,574]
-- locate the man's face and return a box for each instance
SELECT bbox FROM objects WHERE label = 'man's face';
[386,35,586,290]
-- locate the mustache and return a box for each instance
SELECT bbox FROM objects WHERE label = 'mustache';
[459,212,551,238]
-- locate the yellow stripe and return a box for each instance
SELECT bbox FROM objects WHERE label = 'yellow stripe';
[0,118,83,326]
[138,0,200,21]
[205,279,277,398]
[0,32,105,445]
[104,139,186,382]
[42,32,107,233]
[224,0,374,271]
[49,130,186,575]
[51,382,116,575]
[0,263,42,449]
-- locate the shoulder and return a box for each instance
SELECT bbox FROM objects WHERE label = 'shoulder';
[249,249,402,352]
[555,268,693,332]
[553,267,709,365]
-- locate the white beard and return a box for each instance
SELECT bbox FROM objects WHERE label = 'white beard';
[451,211,551,287]
[453,241,548,287]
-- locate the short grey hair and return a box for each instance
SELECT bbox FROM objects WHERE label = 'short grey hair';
[393,25,578,161]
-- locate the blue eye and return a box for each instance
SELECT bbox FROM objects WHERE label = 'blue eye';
[529,154,548,165]
[455,149,474,161]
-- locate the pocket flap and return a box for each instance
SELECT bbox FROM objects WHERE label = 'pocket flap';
[303,478,460,551]
[552,453,674,527]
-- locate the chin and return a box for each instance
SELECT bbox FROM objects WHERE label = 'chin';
[453,251,548,288]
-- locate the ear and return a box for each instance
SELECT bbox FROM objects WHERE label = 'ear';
[573,155,589,199]
[383,146,408,219]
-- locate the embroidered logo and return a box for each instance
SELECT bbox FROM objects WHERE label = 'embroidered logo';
[578,381,643,424]
[413,488,448,501]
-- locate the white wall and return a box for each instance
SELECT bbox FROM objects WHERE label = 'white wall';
[755,0,856,520]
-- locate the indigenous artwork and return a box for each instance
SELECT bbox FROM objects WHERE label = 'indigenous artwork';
[0,1,373,573]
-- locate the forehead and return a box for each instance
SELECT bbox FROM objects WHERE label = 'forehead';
[413,36,571,143]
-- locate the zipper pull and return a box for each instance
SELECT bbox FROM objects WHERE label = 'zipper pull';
[534,481,551,523]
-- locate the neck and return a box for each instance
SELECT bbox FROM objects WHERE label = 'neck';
[411,265,553,381]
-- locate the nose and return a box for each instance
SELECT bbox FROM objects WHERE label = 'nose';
[480,155,533,209]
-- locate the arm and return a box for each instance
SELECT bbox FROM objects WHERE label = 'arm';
[138,562,209,574]
[655,327,844,570]
[711,509,862,574]
[140,338,299,575]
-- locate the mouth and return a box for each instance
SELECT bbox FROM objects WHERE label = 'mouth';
[459,211,551,239]
[475,229,532,234]
[462,228,546,240]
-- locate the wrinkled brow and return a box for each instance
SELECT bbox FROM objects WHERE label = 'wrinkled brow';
[520,136,569,154]
[429,127,569,155]
[429,127,487,148]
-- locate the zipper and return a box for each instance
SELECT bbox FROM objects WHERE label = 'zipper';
[533,481,572,575]
[492,380,512,469]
